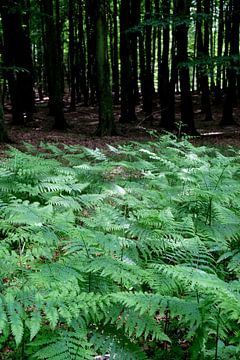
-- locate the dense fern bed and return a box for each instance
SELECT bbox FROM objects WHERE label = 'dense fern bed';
[0,136,240,359]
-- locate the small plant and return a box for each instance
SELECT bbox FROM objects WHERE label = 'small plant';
[0,136,239,359]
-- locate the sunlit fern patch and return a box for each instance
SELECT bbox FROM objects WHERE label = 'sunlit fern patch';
[0,135,239,359]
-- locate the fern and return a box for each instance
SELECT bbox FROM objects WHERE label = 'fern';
[0,136,240,359]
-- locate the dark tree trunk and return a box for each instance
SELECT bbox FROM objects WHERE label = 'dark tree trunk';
[42,0,67,130]
[192,20,198,92]
[55,0,65,95]
[221,0,239,126]
[120,0,136,123]
[112,0,120,104]
[223,0,232,92]
[175,0,197,134]
[168,6,177,128]
[95,0,116,136]
[144,0,153,121]
[76,0,88,105]
[160,0,174,129]
[1,0,35,125]
[86,0,97,104]
[155,0,162,98]
[196,0,213,121]
[215,0,224,103]
[69,0,76,111]
[130,0,140,105]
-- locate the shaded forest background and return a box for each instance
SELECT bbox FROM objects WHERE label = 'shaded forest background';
[0,0,240,145]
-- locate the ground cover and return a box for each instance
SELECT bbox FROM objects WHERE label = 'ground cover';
[0,135,239,359]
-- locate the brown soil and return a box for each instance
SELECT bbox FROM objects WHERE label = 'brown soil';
[2,94,240,152]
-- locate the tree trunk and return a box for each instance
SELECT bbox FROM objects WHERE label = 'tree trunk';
[120,0,136,123]
[1,0,35,125]
[86,0,97,104]
[160,0,174,129]
[215,0,224,103]
[144,0,153,121]
[175,0,197,134]
[69,0,76,111]
[155,0,162,98]
[196,0,213,121]
[130,0,140,105]
[221,0,239,126]
[112,0,120,104]
[42,0,67,129]
[95,0,116,136]
[76,0,88,105]
[222,0,232,92]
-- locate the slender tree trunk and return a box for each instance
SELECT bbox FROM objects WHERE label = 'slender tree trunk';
[120,0,136,123]
[155,0,162,97]
[160,0,174,129]
[69,0,76,111]
[86,0,97,104]
[1,0,35,125]
[55,0,65,95]
[144,0,153,121]
[95,0,116,136]
[76,0,88,105]
[197,0,213,121]
[131,0,140,105]
[215,0,224,103]
[221,0,239,126]
[175,0,197,134]
[112,0,120,104]
[192,21,198,92]
[223,0,232,92]
[42,0,67,129]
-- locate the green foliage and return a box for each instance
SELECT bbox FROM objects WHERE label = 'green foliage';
[0,136,240,359]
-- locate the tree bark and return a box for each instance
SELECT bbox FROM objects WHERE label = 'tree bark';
[196,0,213,121]
[1,0,35,125]
[221,0,239,126]
[42,0,67,129]
[120,0,136,123]
[69,0,76,111]
[96,0,117,136]
[160,0,174,129]
[175,0,197,134]
[112,0,120,104]
[215,0,224,103]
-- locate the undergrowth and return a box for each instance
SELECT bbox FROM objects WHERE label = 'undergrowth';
[0,135,239,359]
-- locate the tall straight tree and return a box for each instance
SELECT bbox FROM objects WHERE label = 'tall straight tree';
[144,0,153,120]
[160,0,175,129]
[41,0,67,129]
[112,0,120,104]
[86,0,97,104]
[175,0,197,134]
[69,0,76,111]
[196,0,213,121]
[76,0,88,105]
[155,0,162,98]
[215,0,224,103]
[130,0,140,105]
[95,0,116,135]
[221,0,240,125]
[1,0,35,125]
[120,0,136,123]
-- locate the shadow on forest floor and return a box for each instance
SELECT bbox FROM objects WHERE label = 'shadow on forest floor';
[2,93,240,152]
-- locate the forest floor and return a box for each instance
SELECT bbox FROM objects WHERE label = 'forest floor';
[2,93,240,152]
